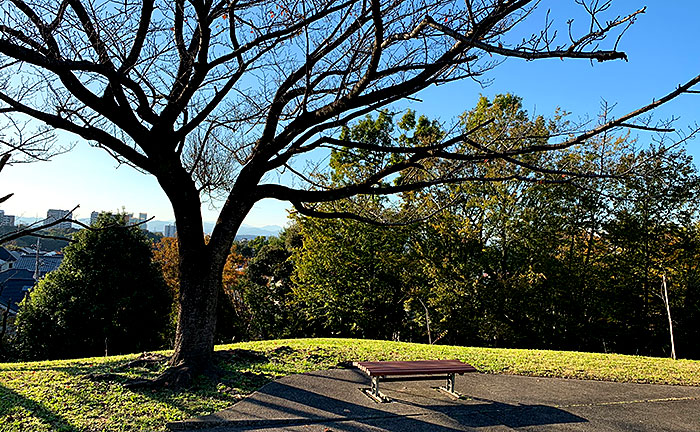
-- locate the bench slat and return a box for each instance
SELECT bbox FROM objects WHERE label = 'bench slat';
[354,360,477,376]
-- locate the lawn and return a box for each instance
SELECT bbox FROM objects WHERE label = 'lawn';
[1,338,699,431]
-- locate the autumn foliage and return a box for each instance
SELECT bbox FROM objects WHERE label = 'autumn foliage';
[153,237,248,342]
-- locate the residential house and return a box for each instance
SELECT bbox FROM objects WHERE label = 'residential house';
[0,247,17,272]
[0,268,34,314]
[13,251,63,278]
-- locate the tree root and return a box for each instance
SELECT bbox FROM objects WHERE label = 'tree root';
[146,362,202,389]
[82,372,152,388]
[118,352,168,370]
[83,372,123,382]
[82,349,271,390]
[214,348,268,362]
[83,363,202,389]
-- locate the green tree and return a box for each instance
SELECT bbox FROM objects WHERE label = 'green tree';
[241,228,303,339]
[287,95,700,359]
[291,112,429,339]
[292,216,418,339]
[1,0,692,381]
[408,95,637,351]
[602,147,700,356]
[234,237,269,260]
[14,213,172,359]
[409,95,557,347]
[672,226,700,359]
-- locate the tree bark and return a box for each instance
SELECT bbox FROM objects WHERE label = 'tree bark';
[156,162,221,372]
[159,162,256,376]
[169,257,221,368]
[167,216,247,377]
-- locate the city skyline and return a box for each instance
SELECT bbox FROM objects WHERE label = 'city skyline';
[1,199,289,229]
[4,207,284,236]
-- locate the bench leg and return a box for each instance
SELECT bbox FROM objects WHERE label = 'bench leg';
[371,376,379,398]
[445,374,455,393]
[447,373,455,393]
[439,373,459,398]
[362,376,389,403]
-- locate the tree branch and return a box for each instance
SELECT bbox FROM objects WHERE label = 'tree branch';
[0,205,79,244]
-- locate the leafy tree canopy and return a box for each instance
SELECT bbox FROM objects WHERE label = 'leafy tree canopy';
[14,213,172,359]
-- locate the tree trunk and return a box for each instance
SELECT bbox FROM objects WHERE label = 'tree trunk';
[154,163,221,379]
[167,213,227,370]
[154,224,229,387]
[168,260,221,368]
[156,156,260,385]
[164,216,247,382]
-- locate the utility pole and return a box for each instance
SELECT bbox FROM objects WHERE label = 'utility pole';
[33,237,40,281]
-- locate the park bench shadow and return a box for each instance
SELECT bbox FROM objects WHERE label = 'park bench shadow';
[391,393,588,429]
[203,379,587,431]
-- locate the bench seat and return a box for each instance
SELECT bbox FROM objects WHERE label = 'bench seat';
[353,359,477,401]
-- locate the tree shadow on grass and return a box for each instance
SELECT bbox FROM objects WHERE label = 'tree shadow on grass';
[71,348,275,419]
[0,383,79,432]
[0,348,286,431]
[114,368,274,421]
[20,347,299,424]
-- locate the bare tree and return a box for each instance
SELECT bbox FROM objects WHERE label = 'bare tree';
[0,0,697,384]
[1,108,71,243]
[0,153,12,206]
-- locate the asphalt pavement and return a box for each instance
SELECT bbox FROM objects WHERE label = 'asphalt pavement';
[167,367,700,431]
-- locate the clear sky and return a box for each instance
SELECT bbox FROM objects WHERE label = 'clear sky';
[1,1,699,228]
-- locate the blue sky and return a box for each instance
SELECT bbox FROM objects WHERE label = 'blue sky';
[2,1,699,228]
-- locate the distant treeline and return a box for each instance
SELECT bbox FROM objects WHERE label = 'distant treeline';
[0,226,75,251]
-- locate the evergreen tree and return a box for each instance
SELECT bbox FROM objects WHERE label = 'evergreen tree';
[14,213,172,359]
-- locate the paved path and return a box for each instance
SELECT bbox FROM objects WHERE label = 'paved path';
[167,368,700,431]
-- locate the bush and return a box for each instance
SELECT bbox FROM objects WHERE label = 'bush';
[13,213,172,359]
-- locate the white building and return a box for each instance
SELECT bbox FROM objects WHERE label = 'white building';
[45,209,72,230]
[124,212,148,230]
[0,210,15,227]
[164,224,177,238]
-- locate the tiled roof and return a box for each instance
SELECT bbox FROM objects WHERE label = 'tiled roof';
[13,255,63,276]
[0,268,33,285]
[0,300,16,315]
[0,268,35,313]
[0,247,16,262]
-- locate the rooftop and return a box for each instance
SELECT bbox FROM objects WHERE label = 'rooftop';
[0,268,35,313]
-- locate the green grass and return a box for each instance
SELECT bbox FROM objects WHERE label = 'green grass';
[1,338,699,431]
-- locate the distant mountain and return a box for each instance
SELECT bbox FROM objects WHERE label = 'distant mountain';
[19,216,282,237]
[148,220,282,237]
[15,216,43,226]
[239,224,284,237]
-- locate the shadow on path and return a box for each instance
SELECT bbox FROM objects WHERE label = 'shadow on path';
[172,371,587,431]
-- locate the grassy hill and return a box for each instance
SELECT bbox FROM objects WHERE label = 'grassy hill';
[1,338,699,432]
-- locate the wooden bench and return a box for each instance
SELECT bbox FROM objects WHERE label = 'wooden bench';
[353,359,477,402]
